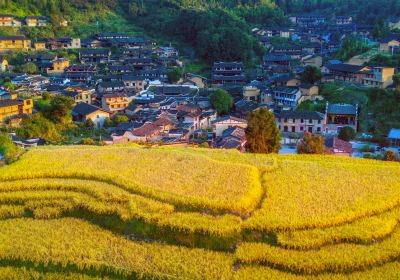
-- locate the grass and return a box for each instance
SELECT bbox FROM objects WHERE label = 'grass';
[0,145,399,278]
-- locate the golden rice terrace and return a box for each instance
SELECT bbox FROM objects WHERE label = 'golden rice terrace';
[0,145,399,279]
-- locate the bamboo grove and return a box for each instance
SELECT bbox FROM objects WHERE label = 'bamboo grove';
[0,145,399,279]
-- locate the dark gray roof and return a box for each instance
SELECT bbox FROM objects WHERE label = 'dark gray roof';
[327,104,357,115]
[72,103,105,116]
[326,63,365,73]
[275,110,324,120]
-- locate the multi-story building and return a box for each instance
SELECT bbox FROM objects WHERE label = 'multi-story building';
[273,87,302,110]
[79,49,111,64]
[211,62,246,87]
[0,98,33,123]
[25,16,48,27]
[0,36,31,52]
[63,86,95,104]
[47,38,81,50]
[101,93,129,114]
[275,110,325,134]
[325,103,358,134]
[361,66,395,88]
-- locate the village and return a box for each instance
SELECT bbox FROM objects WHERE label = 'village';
[0,12,399,159]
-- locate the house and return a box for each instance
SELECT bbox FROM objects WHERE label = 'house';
[291,13,326,27]
[122,75,147,92]
[98,81,126,94]
[273,87,302,109]
[211,62,246,87]
[325,103,358,134]
[0,56,8,71]
[262,54,291,69]
[63,86,95,104]
[101,93,129,113]
[243,86,261,102]
[301,54,322,68]
[72,103,110,128]
[275,110,325,134]
[25,16,48,27]
[388,128,400,147]
[361,66,395,88]
[33,41,47,51]
[47,38,81,50]
[271,76,301,87]
[153,46,179,58]
[335,16,353,25]
[46,58,70,75]
[131,122,164,142]
[79,49,111,64]
[182,73,207,89]
[214,126,247,151]
[324,137,353,156]
[325,63,370,83]
[0,36,31,51]
[211,115,247,137]
[0,98,33,124]
[0,14,14,26]
[379,34,400,53]
[299,83,319,96]
[152,85,193,96]
[64,64,96,83]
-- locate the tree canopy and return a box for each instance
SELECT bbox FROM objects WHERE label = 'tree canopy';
[301,65,322,84]
[245,108,281,154]
[297,132,327,154]
[210,89,234,115]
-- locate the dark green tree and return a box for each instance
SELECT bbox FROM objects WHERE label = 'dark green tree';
[210,89,233,115]
[301,65,322,84]
[48,95,75,124]
[338,126,356,142]
[0,132,22,164]
[167,67,182,84]
[245,108,281,154]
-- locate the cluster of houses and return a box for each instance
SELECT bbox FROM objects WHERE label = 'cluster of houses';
[0,14,56,27]
[0,12,399,155]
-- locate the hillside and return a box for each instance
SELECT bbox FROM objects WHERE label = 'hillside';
[0,145,399,279]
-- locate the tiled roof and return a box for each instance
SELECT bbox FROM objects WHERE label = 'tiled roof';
[275,110,324,120]
[327,104,357,115]
[388,128,400,140]
[324,137,352,154]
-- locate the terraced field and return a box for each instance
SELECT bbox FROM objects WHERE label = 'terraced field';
[0,145,399,279]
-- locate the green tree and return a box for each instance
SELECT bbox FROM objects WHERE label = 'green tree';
[21,62,38,74]
[17,114,62,142]
[245,108,281,154]
[111,114,129,126]
[48,95,75,124]
[167,67,182,84]
[297,132,327,154]
[301,65,322,84]
[338,126,356,142]
[393,74,400,92]
[0,132,22,164]
[210,89,233,115]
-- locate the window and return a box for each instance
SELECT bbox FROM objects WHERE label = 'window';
[284,126,288,132]
[97,115,100,118]
[300,126,304,131]
[291,126,296,132]
[309,119,313,124]
[301,119,304,123]
[317,127,321,132]
[292,118,295,123]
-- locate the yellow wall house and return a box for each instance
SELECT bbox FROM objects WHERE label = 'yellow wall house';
[34,41,47,51]
[64,86,95,105]
[0,98,33,124]
[101,93,129,113]
[0,36,31,52]
[47,58,70,75]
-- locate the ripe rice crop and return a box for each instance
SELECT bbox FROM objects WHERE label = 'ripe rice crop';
[277,208,400,250]
[244,155,400,231]
[0,218,234,279]
[236,224,400,274]
[0,146,262,215]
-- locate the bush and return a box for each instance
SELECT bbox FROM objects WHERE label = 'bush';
[81,138,96,145]
[338,126,356,142]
